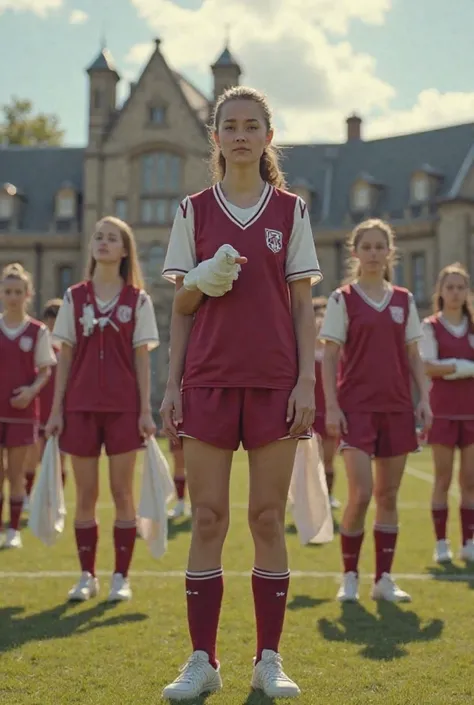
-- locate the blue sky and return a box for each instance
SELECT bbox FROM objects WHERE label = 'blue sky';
[1,0,473,144]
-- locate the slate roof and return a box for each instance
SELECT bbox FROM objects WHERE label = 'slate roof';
[283,122,474,227]
[0,146,84,232]
[87,48,118,74]
[212,46,240,69]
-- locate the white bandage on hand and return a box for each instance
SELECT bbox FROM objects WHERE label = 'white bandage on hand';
[183,244,243,297]
[444,358,474,380]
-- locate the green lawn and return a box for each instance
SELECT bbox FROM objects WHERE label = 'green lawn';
[0,444,473,705]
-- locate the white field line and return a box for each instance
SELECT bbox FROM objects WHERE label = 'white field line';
[405,464,460,498]
[0,570,472,582]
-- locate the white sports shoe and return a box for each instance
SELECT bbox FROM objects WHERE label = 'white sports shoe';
[434,539,453,564]
[460,540,474,562]
[4,528,22,549]
[162,651,222,701]
[68,572,99,602]
[336,571,359,602]
[168,500,187,519]
[108,573,132,602]
[330,496,341,510]
[371,573,411,602]
[251,650,300,698]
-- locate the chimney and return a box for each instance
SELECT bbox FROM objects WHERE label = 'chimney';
[346,113,362,142]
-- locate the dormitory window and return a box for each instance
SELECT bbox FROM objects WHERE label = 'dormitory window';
[0,194,13,220]
[140,152,182,224]
[412,176,429,203]
[57,266,73,297]
[411,253,426,303]
[352,183,370,211]
[115,198,127,221]
[149,105,166,125]
[57,195,75,219]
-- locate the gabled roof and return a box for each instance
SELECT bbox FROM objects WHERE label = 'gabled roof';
[0,147,84,231]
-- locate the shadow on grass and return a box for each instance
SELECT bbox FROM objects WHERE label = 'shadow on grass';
[242,691,276,705]
[0,601,148,655]
[318,601,443,660]
[427,562,474,590]
[167,517,192,539]
[287,594,331,611]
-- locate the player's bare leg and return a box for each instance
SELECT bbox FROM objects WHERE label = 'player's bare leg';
[459,444,474,562]
[68,456,100,601]
[248,438,300,698]
[108,450,138,602]
[5,445,29,548]
[168,443,188,519]
[431,444,455,563]
[337,448,373,602]
[372,455,411,602]
[322,436,339,509]
[163,439,231,701]
[22,440,41,513]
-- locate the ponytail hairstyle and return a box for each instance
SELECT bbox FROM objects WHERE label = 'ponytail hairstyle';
[343,218,397,285]
[2,262,34,298]
[210,86,286,189]
[85,216,145,290]
[433,262,474,332]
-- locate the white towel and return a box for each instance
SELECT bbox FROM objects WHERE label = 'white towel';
[137,437,175,559]
[28,436,66,546]
[288,437,334,545]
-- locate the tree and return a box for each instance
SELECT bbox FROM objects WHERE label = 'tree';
[0,97,64,146]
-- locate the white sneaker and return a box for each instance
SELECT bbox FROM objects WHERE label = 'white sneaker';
[336,571,359,602]
[68,572,99,602]
[460,540,474,562]
[434,539,453,563]
[371,573,411,602]
[330,496,341,510]
[162,651,222,701]
[4,529,22,549]
[168,500,187,519]
[108,573,132,602]
[251,650,300,698]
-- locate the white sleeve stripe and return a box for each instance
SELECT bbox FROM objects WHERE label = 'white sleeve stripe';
[286,267,322,278]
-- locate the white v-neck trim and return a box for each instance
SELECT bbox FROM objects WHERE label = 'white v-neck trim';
[213,182,273,230]
[439,314,468,338]
[353,283,394,311]
[0,315,30,340]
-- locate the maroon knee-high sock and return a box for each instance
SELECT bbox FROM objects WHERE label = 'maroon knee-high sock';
[374,524,398,582]
[113,520,137,577]
[9,497,24,531]
[186,568,223,668]
[252,567,290,662]
[432,505,448,541]
[460,505,474,546]
[74,521,99,576]
[340,529,364,574]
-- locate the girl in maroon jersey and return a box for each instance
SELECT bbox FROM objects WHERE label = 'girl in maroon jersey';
[312,296,339,509]
[160,86,321,700]
[320,219,431,603]
[46,216,159,602]
[0,263,56,548]
[23,299,66,512]
[420,263,474,564]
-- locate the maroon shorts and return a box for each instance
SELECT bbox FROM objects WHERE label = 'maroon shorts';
[428,418,474,449]
[0,421,38,448]
[341,411,418,458]
[313,414,328,440]
[60,411,144,458]
[180,387,312,451]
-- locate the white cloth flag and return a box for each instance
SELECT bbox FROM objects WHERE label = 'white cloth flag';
[288,437,333,545]
[28,436,66,546]
[137,437,175,559]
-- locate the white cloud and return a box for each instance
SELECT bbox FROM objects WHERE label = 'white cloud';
[69,8,88,24]
[0,0,62,15]
[126,0,473,143]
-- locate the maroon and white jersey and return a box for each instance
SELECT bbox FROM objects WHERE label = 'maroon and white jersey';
[39,339,60,426]
[162,183,322,390]
[53,281,159,413]
[0,316,56,422]
[319,284,422,413]
[314,348,326,417]
[420,315,474,419]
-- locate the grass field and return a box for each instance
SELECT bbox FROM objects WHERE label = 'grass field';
[1,443,474,705]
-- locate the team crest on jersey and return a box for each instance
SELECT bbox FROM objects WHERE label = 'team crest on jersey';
[265,228,283,254]
[389,306,404,324]
[468,335,474,349]
[117,305,132,324]
[19,335,33,352]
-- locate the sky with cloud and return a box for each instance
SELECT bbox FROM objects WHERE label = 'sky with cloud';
[1,0,473,145]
